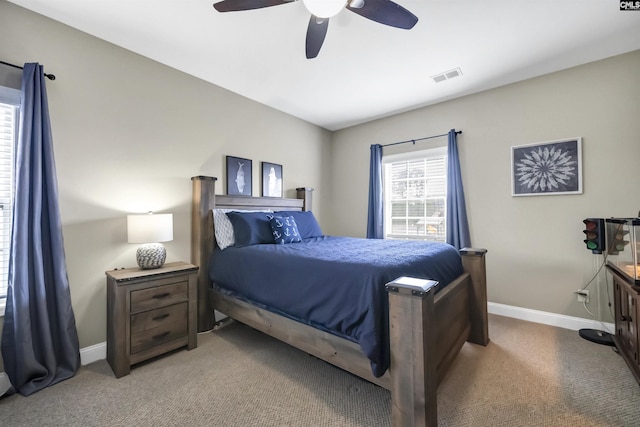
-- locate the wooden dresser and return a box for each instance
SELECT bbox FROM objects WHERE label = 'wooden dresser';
[106,261,199,378]
[608,263,640,385]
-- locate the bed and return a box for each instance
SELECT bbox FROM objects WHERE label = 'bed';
[190,176,489,427]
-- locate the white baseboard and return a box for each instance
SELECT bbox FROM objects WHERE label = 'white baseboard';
[80,342,106,366]
[488,302,615,334]
[77,303,615,366]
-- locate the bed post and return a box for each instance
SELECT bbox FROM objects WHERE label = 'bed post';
[460,248,489,346]
[296,187,314,211]
[386,277,439,427]
[191,175,217,332]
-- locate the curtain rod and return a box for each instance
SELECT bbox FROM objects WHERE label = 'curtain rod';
[0,60,56,81]
[382,130,462,147]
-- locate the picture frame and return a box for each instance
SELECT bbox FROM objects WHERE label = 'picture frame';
[511,137,582,196]
[261,161,283,198]
[226,156,252,196]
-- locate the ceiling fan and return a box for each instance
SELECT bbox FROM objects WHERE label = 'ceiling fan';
[212,0,418,59]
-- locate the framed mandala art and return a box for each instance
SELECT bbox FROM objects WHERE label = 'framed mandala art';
[511,137,582,196]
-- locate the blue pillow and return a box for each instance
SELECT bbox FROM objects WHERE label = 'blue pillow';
[225,211,273,246]
[274,211,323,238]
[269,216,302,244]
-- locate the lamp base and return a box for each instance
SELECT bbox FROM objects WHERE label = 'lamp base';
[136,243,166,269]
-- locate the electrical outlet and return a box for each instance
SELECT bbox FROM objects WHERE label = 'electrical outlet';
[575,289,590,304]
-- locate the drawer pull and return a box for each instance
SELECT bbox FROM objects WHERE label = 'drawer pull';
[152,292,171,299]
[152,313,170,321]
[152,331,171,341]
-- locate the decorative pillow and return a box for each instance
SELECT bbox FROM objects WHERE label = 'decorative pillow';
[225,211,274,246]
[212,209,271,250]
[274,211,323,238]
[269,216,302,244]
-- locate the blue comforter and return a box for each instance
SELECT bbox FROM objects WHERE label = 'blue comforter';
[210,236,463,377]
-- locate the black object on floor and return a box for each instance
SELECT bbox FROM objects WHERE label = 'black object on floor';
[579,329,615,346]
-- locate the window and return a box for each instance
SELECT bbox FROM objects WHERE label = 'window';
[0,86,20,315]
[383,147,447,241]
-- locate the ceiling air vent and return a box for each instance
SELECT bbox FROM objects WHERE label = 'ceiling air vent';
[431,67,463,83]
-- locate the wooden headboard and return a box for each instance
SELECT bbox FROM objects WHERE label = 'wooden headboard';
[190,175,313,331]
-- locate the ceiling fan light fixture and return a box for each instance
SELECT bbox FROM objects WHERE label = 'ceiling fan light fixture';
[302,0,347,18]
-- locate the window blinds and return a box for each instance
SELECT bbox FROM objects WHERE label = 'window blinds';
[0,100,16,299]
[384,148,447,241]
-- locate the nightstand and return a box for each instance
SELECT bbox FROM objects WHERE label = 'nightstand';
[106,261,199,378]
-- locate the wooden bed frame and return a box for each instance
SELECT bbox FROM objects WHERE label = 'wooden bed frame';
[190,176,489,427]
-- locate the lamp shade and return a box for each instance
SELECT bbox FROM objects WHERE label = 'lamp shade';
[127,213,173,244]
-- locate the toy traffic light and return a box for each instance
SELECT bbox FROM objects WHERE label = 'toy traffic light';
[606,219,629,255]
[583,218,605,254]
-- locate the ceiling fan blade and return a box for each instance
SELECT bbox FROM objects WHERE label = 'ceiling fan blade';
[347,0,418,29]
[213,0,292,12]
[306,16,329,59]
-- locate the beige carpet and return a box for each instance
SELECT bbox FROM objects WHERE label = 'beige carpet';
[1,314,639,426]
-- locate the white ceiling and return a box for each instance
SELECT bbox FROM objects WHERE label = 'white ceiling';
[8,0,640,131]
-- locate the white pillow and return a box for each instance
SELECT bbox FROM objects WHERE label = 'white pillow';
[212,209,272,250]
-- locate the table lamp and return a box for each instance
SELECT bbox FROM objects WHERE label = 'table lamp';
[127,212,173,269]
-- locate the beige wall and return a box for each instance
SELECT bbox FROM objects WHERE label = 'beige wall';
[329,50,640,321]
[0,1,331,350]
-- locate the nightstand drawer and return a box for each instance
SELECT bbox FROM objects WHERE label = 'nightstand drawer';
[130,281,188,313]
[130,303,188,354]
[130,301,188,334]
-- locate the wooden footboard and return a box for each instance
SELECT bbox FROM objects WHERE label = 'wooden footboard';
[190,176,489,427]
[386,249,488,426]
[461,248,490,346]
